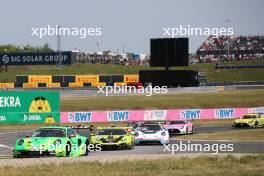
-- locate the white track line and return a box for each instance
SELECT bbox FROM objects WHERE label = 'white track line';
[0,144,13,149]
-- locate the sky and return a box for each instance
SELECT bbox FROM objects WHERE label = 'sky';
[0,0,263,54]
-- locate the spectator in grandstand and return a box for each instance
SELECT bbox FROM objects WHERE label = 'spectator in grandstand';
[196,35,264,63]
[75,52,149,66]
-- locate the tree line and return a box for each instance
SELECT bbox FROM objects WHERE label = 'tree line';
[0,43,54,53]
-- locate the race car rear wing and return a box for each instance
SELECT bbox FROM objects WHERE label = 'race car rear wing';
[96,126,134,134]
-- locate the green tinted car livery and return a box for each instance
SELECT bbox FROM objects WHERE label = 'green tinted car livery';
[13,126,89,157]
[90,126,135,150]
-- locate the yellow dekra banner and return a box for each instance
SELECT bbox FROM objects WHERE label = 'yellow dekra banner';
[23,83,38,88]
[47,83,61,88]
[75,75,99,83]
[69,82,83,87]
[91,82,106,87]
[0,83,15,88]
[114,82,127,87]
[124,75,139,83]
[28,75,52,83]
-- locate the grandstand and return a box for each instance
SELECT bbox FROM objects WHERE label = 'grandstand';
[194,35,264,63]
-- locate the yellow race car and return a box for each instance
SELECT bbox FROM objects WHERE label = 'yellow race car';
[232,113,264,128]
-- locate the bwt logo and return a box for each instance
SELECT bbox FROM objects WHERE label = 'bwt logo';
[215,109,234,118]
[69,112,92,122]
[107,111,129,121]
[180,109,201,119]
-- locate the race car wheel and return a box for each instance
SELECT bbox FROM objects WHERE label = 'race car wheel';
[132,142,135,149]
[85,140,89,156]
[254,121,259,128]
[186,127,189,135]
[128,143,135,150]
[66,142,71,157]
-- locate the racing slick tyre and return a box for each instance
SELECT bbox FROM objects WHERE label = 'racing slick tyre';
[254,121,259,128]
[85,140,89,156]
[128,142,135,150]
[66,142,71,157]
[13,152,20,158]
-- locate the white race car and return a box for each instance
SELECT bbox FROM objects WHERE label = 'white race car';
[135,125,169,145]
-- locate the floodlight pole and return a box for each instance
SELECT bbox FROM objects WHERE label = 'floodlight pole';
[224,19,230,59]
[56,24,62,70]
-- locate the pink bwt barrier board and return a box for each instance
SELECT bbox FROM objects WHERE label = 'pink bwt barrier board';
[60,107,264,123]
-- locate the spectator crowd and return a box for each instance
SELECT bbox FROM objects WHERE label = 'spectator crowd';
[74,36,264,66]
[74,52,150,66]
[193,35,264,63]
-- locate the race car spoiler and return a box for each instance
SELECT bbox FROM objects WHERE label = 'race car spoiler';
[70,125,133,133]
[70,125,93,129]
[96,126,134,133]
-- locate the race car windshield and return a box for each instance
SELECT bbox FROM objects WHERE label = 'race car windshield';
[73,129,89,137]
[34,129,66,137]
[142,122,160,126]
[98,129,127,135]
[242,115,257,119]
[170,121,186,124]
[141,125,161,131]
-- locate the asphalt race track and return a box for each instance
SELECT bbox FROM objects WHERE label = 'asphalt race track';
[1,125,264,157]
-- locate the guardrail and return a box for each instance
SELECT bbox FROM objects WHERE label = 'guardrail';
[207,81,264,86]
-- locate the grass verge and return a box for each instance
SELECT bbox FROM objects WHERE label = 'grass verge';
[178,128,264,142]
[0,155,264,176]
[61,89,264,111]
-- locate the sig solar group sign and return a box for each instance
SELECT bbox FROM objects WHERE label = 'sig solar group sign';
[0,91,60,124]
[0,51,72,65]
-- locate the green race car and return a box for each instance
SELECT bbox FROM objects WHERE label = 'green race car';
[90,126,135,150]
[233,113,264,128]
[13,126,89,157]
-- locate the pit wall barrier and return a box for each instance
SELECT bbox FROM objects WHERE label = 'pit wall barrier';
[12,74,139,88]
[60,107,264,123]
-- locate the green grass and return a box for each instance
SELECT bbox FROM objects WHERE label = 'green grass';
[61,89,264,111]
[1,60,264,82]
[1,155,264,176]
[178,128,264,142]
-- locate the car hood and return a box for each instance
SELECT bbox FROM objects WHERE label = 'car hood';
[234,118,255,123]
[17,137,64,147]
